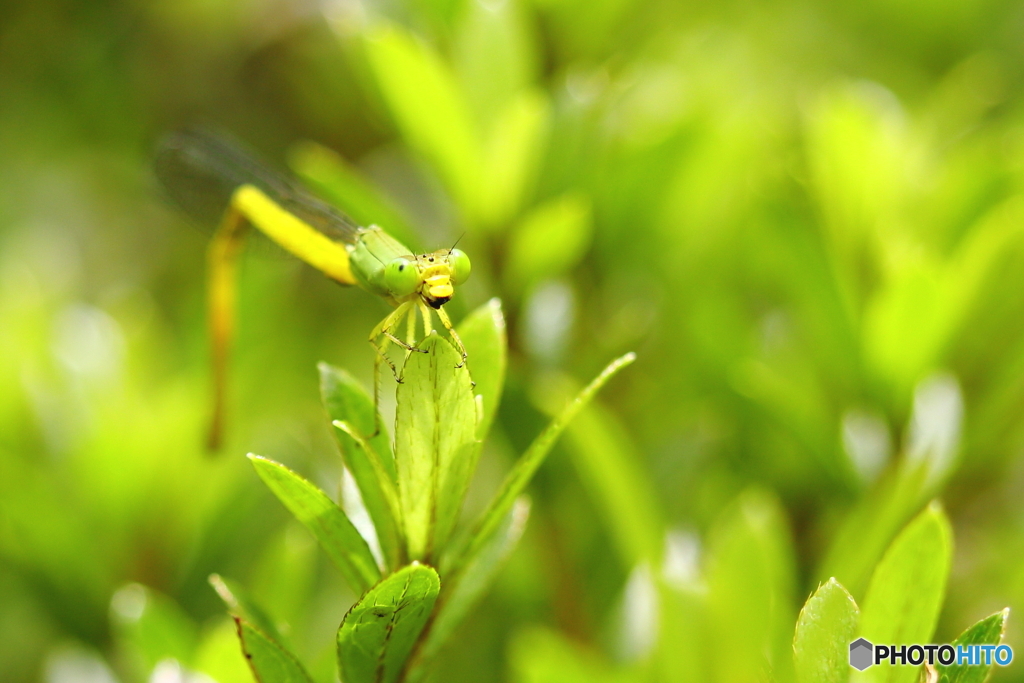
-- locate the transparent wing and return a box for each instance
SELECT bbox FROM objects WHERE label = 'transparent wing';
[154,128,360,245]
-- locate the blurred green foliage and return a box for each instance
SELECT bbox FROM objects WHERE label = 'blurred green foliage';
[4,0,1024,680]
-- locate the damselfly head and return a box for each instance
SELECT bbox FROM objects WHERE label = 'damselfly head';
[384,248,471,309]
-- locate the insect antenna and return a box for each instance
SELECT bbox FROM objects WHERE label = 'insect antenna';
[448,232,466,254]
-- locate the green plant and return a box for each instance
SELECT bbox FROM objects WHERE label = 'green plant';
[793,504,1008,683]
[213,299,633,682]
[498,498,1009,683]
[8,0,1024,680]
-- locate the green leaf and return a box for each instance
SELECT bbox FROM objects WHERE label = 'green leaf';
[458,298,508,440]
[320,363,401,568]
[480,89,549,230]
[855,502,952,683]
[454,0,535,132]
[337,563,441,683]
[290,142,418,249]
[332,420,406,551]
[451,0,546,230]
[247,455,381,593]
[706,489,796,683]
[364,24,481,218]
[410,497,531,678]
[394,333,478,560]
[507,192,592,293]
[819,461,930,599]
[937,609,1009,683]
[235,619,315,683]
[805,84,907,309]
[793,578,860,683]
[868,197,1024,407]
[319,363,395,480]
[455,353,635,573]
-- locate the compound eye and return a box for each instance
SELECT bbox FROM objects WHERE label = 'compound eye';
[449,249,471,285]
[384,257,419,297]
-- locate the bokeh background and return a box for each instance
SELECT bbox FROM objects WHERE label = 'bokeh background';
[4,0,1024,680]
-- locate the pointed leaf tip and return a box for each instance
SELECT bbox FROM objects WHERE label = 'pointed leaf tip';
[859,503,952,683]
[248,455,381,592]
[937,608,1010,683]
[794,577,859,683]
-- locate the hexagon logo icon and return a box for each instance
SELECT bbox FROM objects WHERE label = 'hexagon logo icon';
[850,638,874,671]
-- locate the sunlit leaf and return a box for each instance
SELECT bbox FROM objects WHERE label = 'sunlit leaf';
[818,462,930,599]
[364,23,481,218]
[395,333,477,560]
[863,196,1024,409]
[336,563,440,683]
[247,455,381,592]
[854,502,952,683]
[805,83,908,309]
[793,578,860,683]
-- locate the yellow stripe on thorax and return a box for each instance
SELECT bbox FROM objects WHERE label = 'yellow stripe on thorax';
[233,184,355,284]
